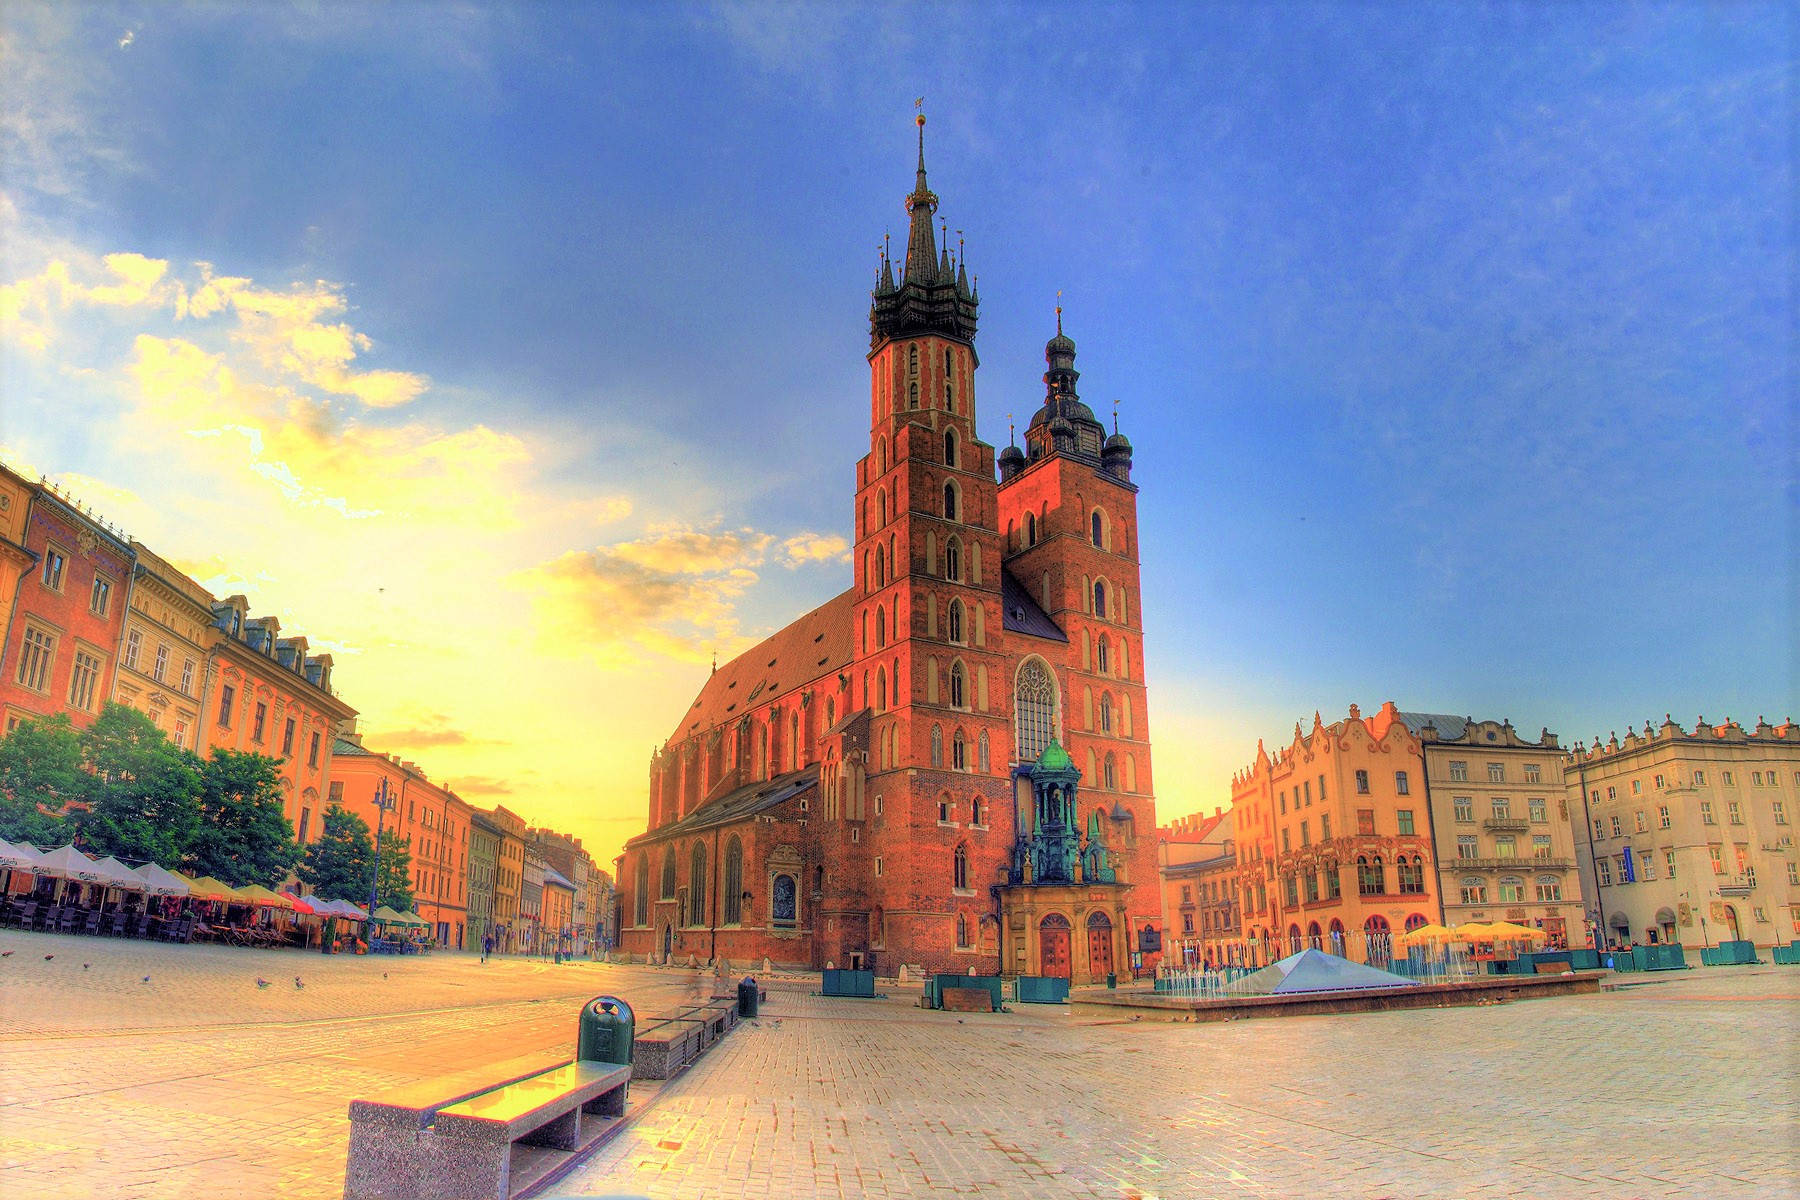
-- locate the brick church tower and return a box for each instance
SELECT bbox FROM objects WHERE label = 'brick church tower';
[615,116,1160,981]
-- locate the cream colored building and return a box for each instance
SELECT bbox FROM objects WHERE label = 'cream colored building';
[110,543,215,751]
[1408,714,1586,946]
[1565,716,1799,951]
[1157,807,1236,968]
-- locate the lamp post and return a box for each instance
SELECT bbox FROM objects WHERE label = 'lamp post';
[367,776,394,924]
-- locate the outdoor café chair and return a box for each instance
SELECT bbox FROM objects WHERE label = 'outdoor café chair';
[82,910,102,936]
[11,901,36,929]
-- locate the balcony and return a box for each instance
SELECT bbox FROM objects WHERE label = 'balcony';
[1452,857,1574,870]
[1482,817,1530,833]
[1719,872,1756,898]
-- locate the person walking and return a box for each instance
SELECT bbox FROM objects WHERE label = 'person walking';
[481,931,493,963]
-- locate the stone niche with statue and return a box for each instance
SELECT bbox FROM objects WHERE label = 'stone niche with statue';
[996,742,1131,984]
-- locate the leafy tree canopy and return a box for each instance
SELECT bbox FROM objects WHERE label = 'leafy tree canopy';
[185,748,302,888]
[74,703,202,865]
[377,834,415,914]
[0,713,83,846]
[298,803,374,902]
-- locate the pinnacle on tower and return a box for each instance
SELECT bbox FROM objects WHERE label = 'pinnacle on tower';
[870,109,979,352]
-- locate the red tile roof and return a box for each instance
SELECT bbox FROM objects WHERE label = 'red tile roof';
[669,587,857,745]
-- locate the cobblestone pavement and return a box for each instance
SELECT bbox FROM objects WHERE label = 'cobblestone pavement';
[3,925,1795,1200]
[567,968,1799,1200]
[0,928,718,1200]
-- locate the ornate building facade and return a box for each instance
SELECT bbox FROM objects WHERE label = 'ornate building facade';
[1230,701,1441,961]
[1566,716,1799,950]
[616,119,1161,980]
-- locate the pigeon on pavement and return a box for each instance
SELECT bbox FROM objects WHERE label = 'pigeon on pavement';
[255,977,270,989]
[43,954,53,961]
[294,976,304,989]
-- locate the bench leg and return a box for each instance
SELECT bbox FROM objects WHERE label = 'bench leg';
[519,1106,582,1152]
[583,1083,627,1120]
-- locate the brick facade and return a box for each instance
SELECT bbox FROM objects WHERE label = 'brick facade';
[616,122,1161,976]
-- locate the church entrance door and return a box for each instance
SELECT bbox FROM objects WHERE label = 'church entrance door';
[1086,911,1114,979]
[1039,913,1071,978]
[661,923,673,961]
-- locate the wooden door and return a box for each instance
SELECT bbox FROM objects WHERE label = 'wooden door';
[1039,914,1071,978]
[1087,912,1114,979]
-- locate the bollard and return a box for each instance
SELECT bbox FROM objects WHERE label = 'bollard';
[577,995,635,1067]
[737,976,759,1019]
[1106,972,1117,989]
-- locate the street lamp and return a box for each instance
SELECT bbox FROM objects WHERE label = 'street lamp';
[367,776,394,923]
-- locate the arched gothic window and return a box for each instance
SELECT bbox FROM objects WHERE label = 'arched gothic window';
[930,725,943,767]
[909,381,918,406]
[949,662,966,708]
[876,667,888,713]
[1104,752,1117,790]
[956,912,969,947]
[877,489,887,527]
[1091,510,1104,548]
[953,843,969,890]
[945,380,954,411]
[944,427,957,467]
[1093,579,1107,618]
[689,842,707,925]
[635,856,649,926]
[909,345,918,373]
[875,545,886,588]
[661,846,677,899]
[723,835,744,924]
[876,606,886,648]
[944,537,961,582]
[1026,512,1037,546]
[1015,658,1057,763]
[977,730,990,773]
[952,728,967,770]
[1099,693,1113,733]
[972,795,985,825]
[947,598,964,644]
[943,481,958,522]
[1096,636,1110,675]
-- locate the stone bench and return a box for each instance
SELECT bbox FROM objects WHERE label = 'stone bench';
[343,1058,630,1200]
[630,997,747,1080]
[630,1018,706,1080]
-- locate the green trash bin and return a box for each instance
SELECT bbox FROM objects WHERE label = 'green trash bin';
[577,995,635,1067]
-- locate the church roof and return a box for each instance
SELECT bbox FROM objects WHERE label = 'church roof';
[1000,570,1068,642]
[624,767,817,848]
[672,588,857,742]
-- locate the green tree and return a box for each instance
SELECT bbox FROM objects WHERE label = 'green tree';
[376,834,415,913]
[75,703,202,865]
[298,803,374,901]
[185,748,302,887]
[0,713,82,846]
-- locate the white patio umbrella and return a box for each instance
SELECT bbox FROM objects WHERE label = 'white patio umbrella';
[0,836,47,872]
[131,861,192,897]
[33,844,110,883]
[88,855,147,894]
[31,843,110,906]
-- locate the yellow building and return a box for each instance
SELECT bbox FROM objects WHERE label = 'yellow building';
[1410,715,1585,947]
[487,805,527,952]
[110,542,214,751]
[1157,808,1237,968]
[1230,701,1440,963]
[1566,716,1799,951]
[201,594,356,846]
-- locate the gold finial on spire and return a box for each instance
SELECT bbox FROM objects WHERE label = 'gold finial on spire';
[1056,289,1063,334]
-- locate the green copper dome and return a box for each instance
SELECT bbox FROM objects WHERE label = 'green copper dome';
[1036,740,1072,772]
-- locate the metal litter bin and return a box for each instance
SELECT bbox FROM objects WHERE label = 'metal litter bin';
[577,995,635,1066]
[737,976,759,1018]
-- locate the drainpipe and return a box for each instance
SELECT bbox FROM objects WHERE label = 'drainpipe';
[1574,758,1605,955]
[1418,742,1446,925]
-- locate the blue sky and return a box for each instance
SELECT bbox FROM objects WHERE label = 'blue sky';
[2,2,1792,864]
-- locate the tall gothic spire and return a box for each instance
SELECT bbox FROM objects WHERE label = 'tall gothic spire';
[870,109,978,353]
[903,113,940,284]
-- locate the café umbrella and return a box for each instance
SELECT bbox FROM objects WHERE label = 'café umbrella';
[33,844,110,904]
[282,892,319,916]
[237,884,295,909]
[132,862,191,896]
[87,855,147,892]
[1394,923,1462,951]
[0,836,46,872]
[371,904,410,925]
[183,875,240,904]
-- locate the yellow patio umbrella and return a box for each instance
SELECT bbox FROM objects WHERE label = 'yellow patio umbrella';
[184,875,239,903]
[1482,921,1549,943]
[236,883,295,909]
[1394,923,1462,950]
